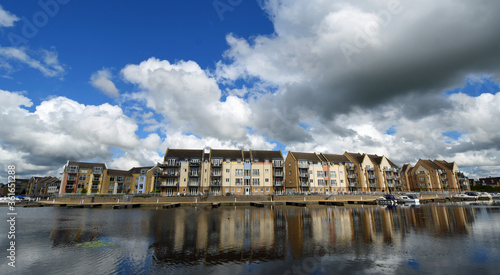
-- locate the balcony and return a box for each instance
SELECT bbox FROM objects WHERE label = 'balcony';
[211,161,222,167]
[188,181,200,187]
[346,163,356,170]
[189,160,201,167]
[368,174,376,179]
[160,181,178,187]
[188,171,200,177]
[274,172,284,177]
[211,172,222,177]
[386,175,393,180]
[91,185,99,189]
[298,163,309,169]
[274,181,284,186]
[299,173,308,178]
[366,167,375,171]
[347,174,357,179]
[67,177,76,181]
[159,161,180,168]
[65,185,74,189]
[369,183,377,188]
[92,169,103,175]
[349,182,358,187]
[162,172,179,177]
[300,182,309,187]
[387,183,395,188]
[210,180,221,186]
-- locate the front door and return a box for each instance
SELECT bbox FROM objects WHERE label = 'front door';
[244,188,250,195]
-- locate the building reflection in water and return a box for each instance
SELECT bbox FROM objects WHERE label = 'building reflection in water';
[144,205,476,266]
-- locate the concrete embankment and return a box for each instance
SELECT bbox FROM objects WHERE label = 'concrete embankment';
[35,194,453,209]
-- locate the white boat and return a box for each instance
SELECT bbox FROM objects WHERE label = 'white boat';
[377,194,397,205]
[477,192,492,200]
[453,192,478,199]
[397,194,420,204]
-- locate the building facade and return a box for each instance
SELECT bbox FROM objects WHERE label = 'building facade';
[59,161,107,194]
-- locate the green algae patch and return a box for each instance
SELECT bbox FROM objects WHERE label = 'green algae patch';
[76,240,115,248]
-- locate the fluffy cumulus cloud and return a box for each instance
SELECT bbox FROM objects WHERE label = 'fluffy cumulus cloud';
[90,68,120,98]
[121,57,275,148]
[211,0,500,177]
[0,89,161,183]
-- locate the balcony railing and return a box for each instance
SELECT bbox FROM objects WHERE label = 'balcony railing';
[211,180,221,186]
[347,174,357,179]
[91,185,99,189]
[188,181,199,187]
[274,181,284,186]
[345,163,355,169]
[274,172,284,177]
[300,182,309,187]
[211,172,222,177]
[67,177,76,181]
[189,161,201,166]
[211,162,222,167]
[386,175,393,180]
[160,182,178,187]
[298,163,309,169]
[273,161,283,168]
[189,171,200,177]
[65,185,74,189]
[299,173,308,178]
[349,182,358,187]
[369,183,377,188]
[159,161,180,168]
[387,183,395,188]
[162,172,179,177]
[368,175,376,179]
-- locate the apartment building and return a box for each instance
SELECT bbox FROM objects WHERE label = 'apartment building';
[477,177,500,187]
[407,159,469,192]
[129,166,161,194]
[285,152,350,194]
[59,161,107,194]
[101,169,134,194]
[27,176,60,196]
[343,152,402,193]
[158,148,284,196]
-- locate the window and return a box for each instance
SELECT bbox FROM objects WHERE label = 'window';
[309,170,312,174]
[310,179,313,183]
[317,171,323,177]
[225,188,229,192]
[110,176,115,182]
[226,159,230,163]
[237,188,240,192]
[265,178,269,183]
[265,169,269,173]
[261,188,264,192]
[235,178,243,185]
[266,188,269,192]
[77,183,85,189]
[126,177,131,182]
[331,179,337,186]
[226,169,230,173]
[339,171,343,175]
[252,169,260,176]
[235,169,243,176]
[318,179,324,186]
[80,169,88,174]
[109,184,114,189]
[226,178,230,183]
[252,178,260,185]
[79,175,86,181]
[254,188,259,192]
[135,178,138,183]
[289,162,291,166]
[330,171,336,178]
[289,171,291,175]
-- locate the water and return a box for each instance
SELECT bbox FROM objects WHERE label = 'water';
[2,203,500,274]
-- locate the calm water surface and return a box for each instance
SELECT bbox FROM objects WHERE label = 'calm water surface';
[2,202,500,274]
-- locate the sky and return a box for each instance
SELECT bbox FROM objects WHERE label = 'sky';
[1,0,499,183]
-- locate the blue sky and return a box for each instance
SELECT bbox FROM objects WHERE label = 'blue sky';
[1,0,500,181]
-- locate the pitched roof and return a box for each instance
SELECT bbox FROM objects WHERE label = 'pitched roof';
[367,154,384,165]
[210,149,243,160]
[243,150,251,159]
[433,160,454,170]
[250,150,283,160]
[106,169,133,176]
[321,153,350,163]
[345,152,366,164]
[68,161,106,168]
[164,149,204,159]
[289,152,322,162]
[420,159,442,170]
[129,166,154,174]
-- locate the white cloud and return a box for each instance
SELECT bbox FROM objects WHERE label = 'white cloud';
[0,47,65,77]
[0,90,159,183]
[0,5,19,27]
[122,58,252,140]
[90,68,120,98]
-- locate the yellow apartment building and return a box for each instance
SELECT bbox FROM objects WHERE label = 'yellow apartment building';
[59,161,106,194]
